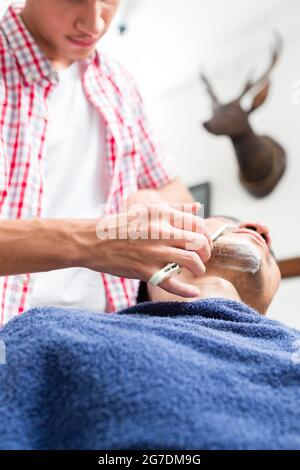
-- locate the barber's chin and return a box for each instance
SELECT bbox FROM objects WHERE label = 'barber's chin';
[64,43,96,59]
[70,49,95,59]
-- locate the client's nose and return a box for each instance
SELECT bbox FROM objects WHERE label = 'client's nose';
[239,221,271,247]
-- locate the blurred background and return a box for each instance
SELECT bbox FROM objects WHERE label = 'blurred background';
[1,0,299,328]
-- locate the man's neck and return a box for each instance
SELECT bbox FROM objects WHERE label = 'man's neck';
[148,274,242,304]
[193,275,241,303]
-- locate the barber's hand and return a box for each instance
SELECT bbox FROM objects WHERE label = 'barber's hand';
[82,201,212,298]
[121,189,165,210]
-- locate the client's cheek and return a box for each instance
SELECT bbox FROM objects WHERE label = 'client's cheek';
[209,237,262,274]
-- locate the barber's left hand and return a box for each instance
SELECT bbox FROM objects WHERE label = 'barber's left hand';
[121,189,164,210]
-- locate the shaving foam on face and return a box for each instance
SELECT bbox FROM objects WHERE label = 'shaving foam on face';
[210,236,262,274]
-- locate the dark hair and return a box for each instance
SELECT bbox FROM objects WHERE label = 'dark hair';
[136,281,149,303]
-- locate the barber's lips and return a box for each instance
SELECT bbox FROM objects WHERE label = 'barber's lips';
[67,36,98,48]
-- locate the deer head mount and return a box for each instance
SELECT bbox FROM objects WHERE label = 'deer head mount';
[201,34,286,198]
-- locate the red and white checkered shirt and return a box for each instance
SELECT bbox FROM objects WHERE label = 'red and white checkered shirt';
[0,5,177,325]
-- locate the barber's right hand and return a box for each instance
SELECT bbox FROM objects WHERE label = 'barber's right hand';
[81,202,212,298]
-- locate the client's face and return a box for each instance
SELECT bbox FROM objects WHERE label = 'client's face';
[204,217,281,313]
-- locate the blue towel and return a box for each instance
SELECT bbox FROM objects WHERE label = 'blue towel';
[0,298,300,450]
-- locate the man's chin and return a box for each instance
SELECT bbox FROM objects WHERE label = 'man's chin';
[52,48,95,68]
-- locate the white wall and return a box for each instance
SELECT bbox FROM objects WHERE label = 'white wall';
[0,0,14,17]
[105,0,300,329]
[147,43,300,328]
[1,1,299,328]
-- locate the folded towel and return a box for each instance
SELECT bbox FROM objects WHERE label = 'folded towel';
[0,298,300,450]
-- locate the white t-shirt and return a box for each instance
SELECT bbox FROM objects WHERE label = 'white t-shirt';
[30,61,109,312]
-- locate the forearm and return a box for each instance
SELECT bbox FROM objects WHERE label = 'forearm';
[0,218,89,276]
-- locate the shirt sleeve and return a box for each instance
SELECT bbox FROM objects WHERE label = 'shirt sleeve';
[0,77,8,205]
[125,71,178,190]
[0,137,7,213]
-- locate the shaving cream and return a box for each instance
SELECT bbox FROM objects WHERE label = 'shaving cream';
[210,236,261,274]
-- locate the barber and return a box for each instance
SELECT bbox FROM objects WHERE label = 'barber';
[0,0,211,325]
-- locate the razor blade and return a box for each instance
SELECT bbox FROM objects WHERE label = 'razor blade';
[148,223,232,286]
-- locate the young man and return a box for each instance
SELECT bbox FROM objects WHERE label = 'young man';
[0,1,212,325]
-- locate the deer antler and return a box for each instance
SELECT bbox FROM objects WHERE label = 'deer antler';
[200,72,220,107]
[237,31,283,101]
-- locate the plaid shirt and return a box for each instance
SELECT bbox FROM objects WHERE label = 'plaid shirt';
[0,5,177,325]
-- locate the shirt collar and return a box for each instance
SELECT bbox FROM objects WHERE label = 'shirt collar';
[0,3,100,86]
